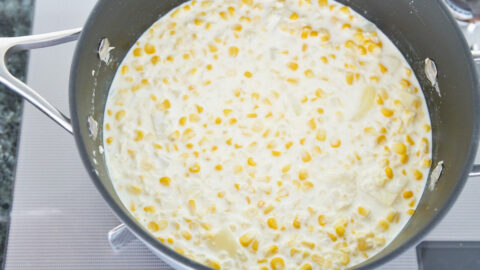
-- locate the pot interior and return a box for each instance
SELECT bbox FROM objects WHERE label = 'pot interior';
[70,0,479,269]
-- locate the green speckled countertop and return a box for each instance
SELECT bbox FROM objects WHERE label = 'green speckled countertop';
[0,0,34,267]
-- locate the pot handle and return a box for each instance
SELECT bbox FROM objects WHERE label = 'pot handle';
[0,28,82,134]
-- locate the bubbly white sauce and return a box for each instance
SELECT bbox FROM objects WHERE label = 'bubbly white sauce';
[103,0,432,269]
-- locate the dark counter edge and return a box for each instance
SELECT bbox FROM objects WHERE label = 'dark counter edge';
[0,0,35,268]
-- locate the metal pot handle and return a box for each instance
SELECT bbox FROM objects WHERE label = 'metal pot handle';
[0,28,82,133]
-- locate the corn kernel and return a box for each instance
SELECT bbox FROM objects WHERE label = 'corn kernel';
[407,209,415,215]
[335,225,345,237]
[299,263,313,270]
[318,0,328,6]
[245,71,253,78]
[393,143,407,155]
[247,157,257,166]
[413,169,423,180]
[318,214,327,226]
[144,43,156,54]
[229,46,239,57]
[288,62,299,71]
[159,177,171,186]
[270,257,285,270]
[346,72,354,85]
[239,232,254,247]
[330,139,341,148]
[302,151,312,162]
[148,221,160,232]
[267,217,278,229]
[189,163,201,173]
[381,108,394,117]
[385,167,393,179]
[106,137,114,144]
[358,206,370,217]
[340,253,350,266]
[379,63,388,74]
[377,220,389,231]
[133,48,142,57]
[279,165,291,175]
[272,150,282,157]
[298,169,308,181]
[144,206,156,213]
[403,190,414,199]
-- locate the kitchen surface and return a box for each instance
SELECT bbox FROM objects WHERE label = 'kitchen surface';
[0,0,33,267]
[1,0,480,269]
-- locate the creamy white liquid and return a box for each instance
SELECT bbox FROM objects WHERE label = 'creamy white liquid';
[103,0,432,269]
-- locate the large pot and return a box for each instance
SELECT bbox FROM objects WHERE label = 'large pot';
[0,0,479,269]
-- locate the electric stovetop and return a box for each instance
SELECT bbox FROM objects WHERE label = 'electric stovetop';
[5,1,480,269]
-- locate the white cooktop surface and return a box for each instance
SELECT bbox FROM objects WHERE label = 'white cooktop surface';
[5,1,480,269]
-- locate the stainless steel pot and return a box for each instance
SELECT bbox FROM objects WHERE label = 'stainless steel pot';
[1,0,479,269]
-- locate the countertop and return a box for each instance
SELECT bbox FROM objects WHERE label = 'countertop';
[0,0,33,267]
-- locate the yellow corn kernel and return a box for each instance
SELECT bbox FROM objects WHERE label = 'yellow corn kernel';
[288,62,299,71]
[315,129,327,141]
[245,71,253,78]
[182,230,192,241]
[424,124,431,132]
[266,245,279,256]
[381,108,394,117]
[400,154,409,164]
[189,163,201,173]
[144,43,156,54]
[403,190,414,199]
[106,137,114,144]
[393,143,407,155]
[378,64,388,74]
[179,117,187,126]
[293,217,301,229]
[134,130,144,142]
[406,135,415,145]
[327,232,337,242]
[377,220,389,232]
[133,48,142,57]
[330,139,341,148]
[252,240,259,251]
[144,206,156,213]
[335,225,345,237]
[299,263,313,270]
[400,79,411,88]
[301,151,312,162]
[298,169,308,181]
[195,104,204,114]
[150,55,159,65]
[148,221,160,232]
[413,169,423,180]
[270,257,285,270]
[357,206,370,217]
[229,46,239,57]
[239,232,254,247]
[264,205,274,214]
[407,209,415,215]
[115,110,126,121]
[267,217,278,229]
[308,118,317,130]
[206,260,221,270]
[247,113,258,118]
[377,135,386,145]
[282,164,291,173]
[189,113,200,122]
[318,0,328,6]
[304,69,314,78]
[345,72,354,85]
[290,12,299,20]
[385,167,393,179]
[129,185,142,195]
[159,177,171,186]
[272,150,282,157]
[340,253,350,266]
[318,214,327,226]
[247,157,257,166]
[386,211,400,223]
